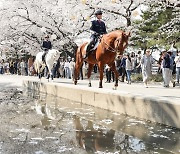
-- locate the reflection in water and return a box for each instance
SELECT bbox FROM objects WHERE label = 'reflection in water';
[25,90,180,154]
[73,115,115,153]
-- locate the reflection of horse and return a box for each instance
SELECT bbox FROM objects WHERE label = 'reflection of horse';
[73,115,115,153]
[34,49,60,80]
[74,30,130,88]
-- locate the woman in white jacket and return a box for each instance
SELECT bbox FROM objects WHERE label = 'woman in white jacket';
[126,53,133,84]
[141,49,153,88]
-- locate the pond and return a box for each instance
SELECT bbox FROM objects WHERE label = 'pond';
[0,87,179,154]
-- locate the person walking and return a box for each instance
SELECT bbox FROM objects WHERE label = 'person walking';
[162,50,171,88]
[64,59,70,79]
[20,59,26,75]
[141,49,153,88]
[69,58,75,80]
[120,54,127,82]
[126,53,133,84]
[167,51,176,87]
[174,51,180,85]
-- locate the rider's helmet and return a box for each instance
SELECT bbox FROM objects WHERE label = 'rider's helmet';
[95,10,102,16]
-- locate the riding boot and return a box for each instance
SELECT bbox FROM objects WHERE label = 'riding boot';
[42,52,46,63]
[83,44,91,59]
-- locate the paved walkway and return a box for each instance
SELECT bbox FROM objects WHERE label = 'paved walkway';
[0,74,179,104]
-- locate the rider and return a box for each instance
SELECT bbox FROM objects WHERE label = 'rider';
[84,9,107,59]
[41,35,52,62]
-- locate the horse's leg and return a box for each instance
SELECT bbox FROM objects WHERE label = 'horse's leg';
[110,62,119,90]
[74,61,83,85]
[87,64,94,87]
[98,62,104,88]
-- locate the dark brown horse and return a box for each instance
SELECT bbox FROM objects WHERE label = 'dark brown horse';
[74,30,130,89]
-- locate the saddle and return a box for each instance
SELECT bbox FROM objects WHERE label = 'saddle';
[85,41,99,53]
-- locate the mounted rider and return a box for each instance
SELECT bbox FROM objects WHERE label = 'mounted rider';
[84,9,107,59]
[41,35,52,62]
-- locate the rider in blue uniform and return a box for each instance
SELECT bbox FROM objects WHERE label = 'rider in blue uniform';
[84,10,107,59]
[42,35,52,62]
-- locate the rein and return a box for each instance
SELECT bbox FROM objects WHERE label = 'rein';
[101,37,121,53]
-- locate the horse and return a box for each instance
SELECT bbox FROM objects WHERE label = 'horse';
[74,30,130,89]
[34,49,61,81]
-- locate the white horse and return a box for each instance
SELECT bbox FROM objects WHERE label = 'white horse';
[34,49,61,81]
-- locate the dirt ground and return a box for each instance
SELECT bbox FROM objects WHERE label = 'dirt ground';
[0,87,87,154]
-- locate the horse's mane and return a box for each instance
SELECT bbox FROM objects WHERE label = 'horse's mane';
[106,30,126,38]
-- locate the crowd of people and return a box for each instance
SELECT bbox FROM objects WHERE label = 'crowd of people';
[0,48,179,88]
[0,57,87,80]
[105,48,180,88]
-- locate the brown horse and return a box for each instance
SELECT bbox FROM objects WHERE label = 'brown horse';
[74,30,130,88]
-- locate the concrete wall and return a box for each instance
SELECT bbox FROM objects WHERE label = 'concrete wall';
[23,80,180,129]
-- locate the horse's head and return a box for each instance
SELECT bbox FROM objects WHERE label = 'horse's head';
[114,31,130,55]
[51,49,61,60]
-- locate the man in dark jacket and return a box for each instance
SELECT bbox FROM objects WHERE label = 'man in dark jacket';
[84,10,107,59]
[162,50,171,87]
[120,55,127,82]
[42,35,52,62]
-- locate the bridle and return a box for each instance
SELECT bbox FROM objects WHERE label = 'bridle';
[101,36,123,53]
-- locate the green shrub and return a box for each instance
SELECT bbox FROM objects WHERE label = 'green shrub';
[151,74,163,82]
[131,74,143,82]
[131,73,163,82]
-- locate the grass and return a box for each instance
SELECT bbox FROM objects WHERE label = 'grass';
[131,73,163,82]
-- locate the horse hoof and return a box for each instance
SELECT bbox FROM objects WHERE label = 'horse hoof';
[99,86,103,88]
[74,81,77,85]
[88,83,92,87]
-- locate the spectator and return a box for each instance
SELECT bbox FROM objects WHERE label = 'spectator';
[17,60,21,75]
[141,49,153,88]
[80,62,87,80]
[120,54,127,82]
[25,60,28,76]
[64,59,70,79]
[174,51,180,84]
[14,60,18,75]
[0,60,4,74]
[105,65,114,83]
[167,51,175,87]
[69,58,75,80]
[115,55,122,76]
[157,53,163,74]
[130,52,136,73]
[20,59,26,75]
[136,51,142,74]
[9,60,14,74]
[126,53,133,84]
[53,59,60,78]
[162,50,171,88]
[59,58,64,78]
[4,61,9,74]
